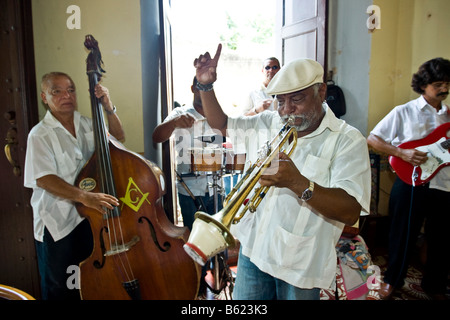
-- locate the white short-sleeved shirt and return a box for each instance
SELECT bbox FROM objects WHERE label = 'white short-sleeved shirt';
[163,104,222,197]
[24,110,95,242]
[227,104,371,289]
[370,96,450,191]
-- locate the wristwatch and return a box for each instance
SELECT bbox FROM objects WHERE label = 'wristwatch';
[106,105,117,115]
[300,181,314,201]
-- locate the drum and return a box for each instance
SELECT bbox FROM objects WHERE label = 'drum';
[189,147,223,174]
[224,149,246,174]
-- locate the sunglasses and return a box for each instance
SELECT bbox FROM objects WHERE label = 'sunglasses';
[264,65,279,71]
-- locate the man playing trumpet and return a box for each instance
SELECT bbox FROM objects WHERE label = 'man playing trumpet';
[193,44,371,300]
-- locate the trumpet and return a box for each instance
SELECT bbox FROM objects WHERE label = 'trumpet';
[183,116,298,266]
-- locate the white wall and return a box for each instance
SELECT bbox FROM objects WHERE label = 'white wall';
[328,0,373,136]
[32,0,144,153]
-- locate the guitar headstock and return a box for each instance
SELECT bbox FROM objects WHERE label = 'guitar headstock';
[85,34,106,78]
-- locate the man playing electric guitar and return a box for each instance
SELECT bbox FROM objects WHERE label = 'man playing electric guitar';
[367,58,450,300]
[389,122,450,186]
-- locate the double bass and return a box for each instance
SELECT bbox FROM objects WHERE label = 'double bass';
[75,35,199,300]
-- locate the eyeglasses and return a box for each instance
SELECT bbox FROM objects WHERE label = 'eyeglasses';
[49,88,76,96]
[264,65,279,71]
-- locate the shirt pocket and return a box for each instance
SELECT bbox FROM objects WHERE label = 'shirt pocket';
[56,151,80,183]
[269,226,315,270]
[301,154,331,186]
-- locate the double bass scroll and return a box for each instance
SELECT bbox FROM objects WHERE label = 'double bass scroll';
[76,35,200,300]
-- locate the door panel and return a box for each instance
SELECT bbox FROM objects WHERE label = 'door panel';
[0,0,40,299]
[276,0,327,68]
[284,29,317,63]
[285,0,317,23]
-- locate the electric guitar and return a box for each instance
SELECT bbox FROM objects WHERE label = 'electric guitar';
[389,122,450,186]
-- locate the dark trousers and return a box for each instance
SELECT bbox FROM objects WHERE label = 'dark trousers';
[35,219,93,300]
[178,192,222,231]
[384,177,450,294]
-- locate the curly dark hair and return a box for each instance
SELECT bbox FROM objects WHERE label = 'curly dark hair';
[411,58,450,94]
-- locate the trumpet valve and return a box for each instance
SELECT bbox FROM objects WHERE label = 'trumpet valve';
[257,141,271,163]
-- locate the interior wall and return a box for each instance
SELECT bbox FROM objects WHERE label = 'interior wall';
[327,0,372,136]
[410,0,450,89]
[32,0,144,153]
[368,0,450,133]
[368,0,413,133]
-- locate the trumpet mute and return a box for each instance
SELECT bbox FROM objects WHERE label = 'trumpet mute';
[183,212,235,266]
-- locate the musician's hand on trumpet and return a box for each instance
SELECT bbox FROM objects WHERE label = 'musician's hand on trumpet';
[259,152,307,192]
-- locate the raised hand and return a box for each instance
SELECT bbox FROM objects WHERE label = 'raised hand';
[193,43,222,85]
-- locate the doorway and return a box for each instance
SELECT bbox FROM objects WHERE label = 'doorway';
[0,0,40,299]
[170,0,277,117]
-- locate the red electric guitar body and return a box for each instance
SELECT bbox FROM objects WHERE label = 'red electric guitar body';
[389,122,450,186]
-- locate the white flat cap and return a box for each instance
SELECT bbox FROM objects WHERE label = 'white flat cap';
[266,58,324,95]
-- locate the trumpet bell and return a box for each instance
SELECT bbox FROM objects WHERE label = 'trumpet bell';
[183,212,236,266]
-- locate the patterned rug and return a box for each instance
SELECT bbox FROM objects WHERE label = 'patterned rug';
[196,229,449,301]
[371,253,450,300]
[199,251,449,301]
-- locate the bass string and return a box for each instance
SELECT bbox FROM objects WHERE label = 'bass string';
[89,75,135,283]
[100,122,135,283]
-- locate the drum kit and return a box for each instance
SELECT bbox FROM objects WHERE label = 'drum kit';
[178,136,246,213]
[177,135,246,298]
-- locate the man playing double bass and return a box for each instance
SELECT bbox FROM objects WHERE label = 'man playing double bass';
[24,72,125,300]
[193,44,371,300]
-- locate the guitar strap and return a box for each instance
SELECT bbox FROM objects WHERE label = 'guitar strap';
[399,180,415,278]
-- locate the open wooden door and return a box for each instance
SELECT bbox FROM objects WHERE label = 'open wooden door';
[275,0,327,68]
[0,0,40,299]
[158,0,178,223]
